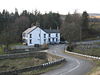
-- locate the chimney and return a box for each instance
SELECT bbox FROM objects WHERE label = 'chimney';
[50,27,51,30]
[31,23,34,27]
[36,21,40,27]
[57,26,59,30]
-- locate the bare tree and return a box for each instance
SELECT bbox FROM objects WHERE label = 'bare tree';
[60,12,81,49]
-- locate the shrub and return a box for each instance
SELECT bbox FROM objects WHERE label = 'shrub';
[66,45,74,52]
[41,44,49,50]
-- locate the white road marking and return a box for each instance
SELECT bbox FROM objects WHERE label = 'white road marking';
[67,59,80,73]
[55,59,81,75]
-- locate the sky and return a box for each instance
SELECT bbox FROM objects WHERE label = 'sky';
[0,0,100,14]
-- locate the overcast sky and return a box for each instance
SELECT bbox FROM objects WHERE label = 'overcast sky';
[0,0,100,14]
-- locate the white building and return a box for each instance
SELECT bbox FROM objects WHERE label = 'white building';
[22,26,60,46]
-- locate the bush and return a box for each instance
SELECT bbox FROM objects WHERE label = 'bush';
[41,44,49,50]
[66,45,74,52]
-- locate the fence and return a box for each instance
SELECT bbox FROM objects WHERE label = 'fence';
[0,58,66,75]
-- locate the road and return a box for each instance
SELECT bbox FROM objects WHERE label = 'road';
[41,44,93,75]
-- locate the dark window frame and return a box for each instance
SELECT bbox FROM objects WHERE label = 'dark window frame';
[30,34,32,38]
[48,38,50,42]
[44,34,46,38]
[49,34,50,37]
[30,39,32,44]
[56,38,58,42]
[39,34,40,37]
[56,33,58,37]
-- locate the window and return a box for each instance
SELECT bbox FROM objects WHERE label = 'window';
[44,34,46,38]
[30,34,32,38]
[49,34,50,37]
[39,34,40,37]
[52,38,54,42]
[30,39,32,44]
[48,38,50,42]
[23,33,26,37]
[56,38,58,42]
[56,33,58,37]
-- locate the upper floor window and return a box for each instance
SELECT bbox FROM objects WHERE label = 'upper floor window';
[56,33,58,37]
[23,33,25,37]
[44,34,46,38]
[39,34,40,37]
[30,34,32,38]
[49,34,50,37]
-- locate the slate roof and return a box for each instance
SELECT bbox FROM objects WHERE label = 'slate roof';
[43,29,59,33]
[23,26,60,34]
[23,26,37,34]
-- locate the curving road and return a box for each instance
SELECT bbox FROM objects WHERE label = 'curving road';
[41,44,93,75]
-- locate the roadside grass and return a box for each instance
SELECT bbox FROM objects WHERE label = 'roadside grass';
[0,57,48,72]
[84,37,100,41]
[10,43,22,46]
[0,52,64,74]
[0,43,22,54]
[74,48,100,57]
[21,62,65,75]
[87,60,100,75]
[0,46,4,54]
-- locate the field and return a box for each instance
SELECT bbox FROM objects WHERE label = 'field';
[0,57,48,72]
[0,52,62,75]
[74,48,100,57]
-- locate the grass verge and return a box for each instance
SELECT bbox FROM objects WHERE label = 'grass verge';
[0,57,47,72]
[21,62,65,75]
[0,46,4,54]
[87,59,100,75]
[74,48,100,57]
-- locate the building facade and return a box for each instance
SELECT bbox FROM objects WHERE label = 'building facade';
[22,26,60,46]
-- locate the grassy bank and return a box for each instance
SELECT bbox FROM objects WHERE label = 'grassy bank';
[0,57,48,72]
[21,62,65,75]
[74,48,100,57]
[87,60,100,75]
[0,46,4,54]
[0,52,64,74]
[0,43,22,54]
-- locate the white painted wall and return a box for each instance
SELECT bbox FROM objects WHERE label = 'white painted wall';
[27,27,48,46]
[48,33,60,43]
[22,27,60,46]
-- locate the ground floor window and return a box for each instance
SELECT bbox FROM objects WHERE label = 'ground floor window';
[56,38,58,42]
[52,38,54,42]
[48,38,50,42]
[30,39,32,44]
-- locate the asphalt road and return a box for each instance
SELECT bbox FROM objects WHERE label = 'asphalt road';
[41,44,93,75]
